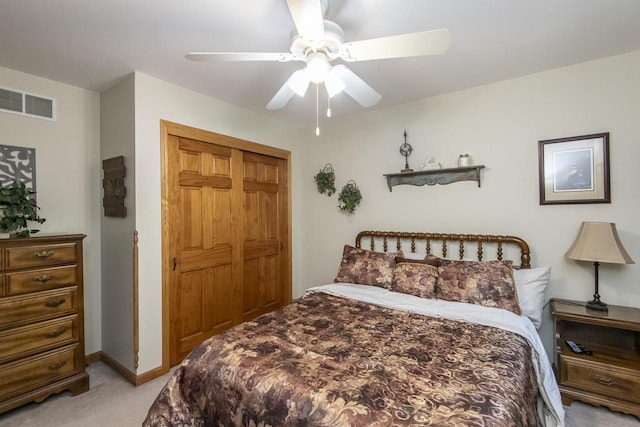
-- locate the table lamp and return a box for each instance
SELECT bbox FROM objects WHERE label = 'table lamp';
[565,221,634,311]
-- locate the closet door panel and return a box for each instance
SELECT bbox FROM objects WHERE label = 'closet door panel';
[170,137,236,364]
[242,152,282,322]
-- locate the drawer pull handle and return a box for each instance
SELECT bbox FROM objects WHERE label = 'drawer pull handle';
[33,250,54,259]
[48,361,67,371]
[44,328,67,338]
[34,274,54,283]
[595,375,617,386]
[44,298,66,308]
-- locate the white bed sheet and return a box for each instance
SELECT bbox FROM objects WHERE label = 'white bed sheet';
[304,283,565,427]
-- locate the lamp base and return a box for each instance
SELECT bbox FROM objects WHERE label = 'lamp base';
[586,299,608,312]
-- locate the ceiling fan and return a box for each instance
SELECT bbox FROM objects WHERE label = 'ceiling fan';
[186,0,451,111]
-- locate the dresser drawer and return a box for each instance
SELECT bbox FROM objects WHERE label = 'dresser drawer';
[0,315,77,364]
[0,344,80,401]
[5,243,77,270]
[560,354,640,403]
[0,288,76,330]
[5,265,78,296]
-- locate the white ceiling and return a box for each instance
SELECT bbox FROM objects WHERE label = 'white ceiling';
[2,0,640,127]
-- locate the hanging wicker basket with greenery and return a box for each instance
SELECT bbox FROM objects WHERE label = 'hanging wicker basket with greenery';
[337,180,362,215]
[314,163,336,196]
[0,181,46,237]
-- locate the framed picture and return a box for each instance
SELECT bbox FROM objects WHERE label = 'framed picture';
[538,133,610,205]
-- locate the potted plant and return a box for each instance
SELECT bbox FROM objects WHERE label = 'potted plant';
[0,181,46,237]
[314,163,336,196]
[337,180,362,215]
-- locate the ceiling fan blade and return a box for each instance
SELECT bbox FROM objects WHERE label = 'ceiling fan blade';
[331,65,381,108]
[266,84,295,110]
[266,69,310,110]
[286,0,325,43]
[340,29,451,62]
[185,52,295,62]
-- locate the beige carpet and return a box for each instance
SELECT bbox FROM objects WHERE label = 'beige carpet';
[0,361,174,427]
[0,361,638,426]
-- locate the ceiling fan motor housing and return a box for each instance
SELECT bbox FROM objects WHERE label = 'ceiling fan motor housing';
[289,20,344,60]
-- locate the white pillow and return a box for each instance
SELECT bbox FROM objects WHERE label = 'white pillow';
[513,266,551,329]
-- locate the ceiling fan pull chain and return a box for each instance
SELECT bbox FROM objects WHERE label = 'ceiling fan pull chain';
[315,83,320,136]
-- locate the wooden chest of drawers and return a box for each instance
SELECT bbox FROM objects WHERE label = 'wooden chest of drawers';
[551,299,640,419]
[0,234,88,414]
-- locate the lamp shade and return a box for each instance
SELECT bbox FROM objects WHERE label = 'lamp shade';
[565,222,635,264]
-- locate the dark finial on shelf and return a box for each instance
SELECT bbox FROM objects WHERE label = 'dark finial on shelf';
[399,130,413,173]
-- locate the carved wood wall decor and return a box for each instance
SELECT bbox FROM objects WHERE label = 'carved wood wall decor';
[102,156,126,217]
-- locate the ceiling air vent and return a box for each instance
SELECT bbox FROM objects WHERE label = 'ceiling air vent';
[0,87,56,121]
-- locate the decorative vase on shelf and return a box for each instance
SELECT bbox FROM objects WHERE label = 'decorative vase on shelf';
[458,154,472,167]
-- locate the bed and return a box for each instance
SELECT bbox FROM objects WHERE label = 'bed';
[144,231,564,426]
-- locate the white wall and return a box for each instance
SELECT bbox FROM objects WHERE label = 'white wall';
[297,51,640,358]
[0,66,102,354]
[100,74,136,370]
[133,72,303,373]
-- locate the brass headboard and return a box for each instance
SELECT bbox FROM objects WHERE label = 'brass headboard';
[355,231,531,269]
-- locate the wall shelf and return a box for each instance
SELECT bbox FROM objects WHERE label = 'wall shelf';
[383,165,485,191]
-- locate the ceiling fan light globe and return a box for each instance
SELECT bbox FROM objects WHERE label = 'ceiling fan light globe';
[306,52,330,83]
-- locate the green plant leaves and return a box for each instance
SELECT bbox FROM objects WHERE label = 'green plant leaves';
[314,165,362,215]
[337,180,362,215]
[0,181,46,236]
[314,164,336,196]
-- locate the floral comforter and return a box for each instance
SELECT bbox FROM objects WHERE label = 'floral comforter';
[144,285,562,426]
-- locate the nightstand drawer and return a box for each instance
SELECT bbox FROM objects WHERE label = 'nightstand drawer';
[5,265,78,296]
[0,316,78,363]
[0,344,80,401]
[561,354,640,403]
[0,288,77,329]
[5,243,77,270]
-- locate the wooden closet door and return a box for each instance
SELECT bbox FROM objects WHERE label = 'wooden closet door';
[242,152,286,321]
[167,136,240,365]
[162,122,291,369]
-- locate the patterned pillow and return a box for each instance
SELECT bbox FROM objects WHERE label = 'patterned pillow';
[396,254,442,267]
[437,260,521,314]
[334,245,397,289]
[392,262,438,299]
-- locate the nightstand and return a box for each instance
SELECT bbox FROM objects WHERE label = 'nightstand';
[551,298,640,418]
